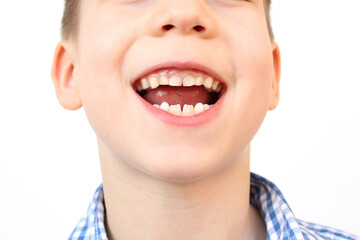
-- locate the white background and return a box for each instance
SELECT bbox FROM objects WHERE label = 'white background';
[0,0,359,239]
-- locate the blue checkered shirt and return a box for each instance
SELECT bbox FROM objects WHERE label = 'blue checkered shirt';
[69,173,359,240]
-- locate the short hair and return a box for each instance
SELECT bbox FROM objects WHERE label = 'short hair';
[61,0,80,40]
[61,0,273,40]
[264,0,274,40]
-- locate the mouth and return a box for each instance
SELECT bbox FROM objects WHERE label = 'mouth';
[133,68,226,118]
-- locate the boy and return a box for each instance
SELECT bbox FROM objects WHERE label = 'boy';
[51,0,359,239]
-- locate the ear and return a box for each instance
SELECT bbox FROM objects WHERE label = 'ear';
[268,42,281,110]
[51,41,82,110]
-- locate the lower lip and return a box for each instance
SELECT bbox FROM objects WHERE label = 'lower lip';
[134,90,225,127]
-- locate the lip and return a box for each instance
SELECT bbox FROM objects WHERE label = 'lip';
[131,61,227,126]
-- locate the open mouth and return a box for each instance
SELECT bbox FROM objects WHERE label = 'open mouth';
[133,69,225,117]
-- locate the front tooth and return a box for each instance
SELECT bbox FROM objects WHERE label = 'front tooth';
[203,77,213,89]
[149,77,160,89]
[183,104,194,116]
[183,76,195,87]
[194,103,205,114]
[169,104,182,116]
[195,76,204,86]
[153,104,160,108]
[169,76,182,86]
[211,80,219,91]
[160,102,170,111]
[141,78,150,90]
[159,76,169,85]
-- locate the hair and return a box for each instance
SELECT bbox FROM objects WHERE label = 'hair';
[61,0,80,40]
[263,0,274,41]
[61,0,273,40]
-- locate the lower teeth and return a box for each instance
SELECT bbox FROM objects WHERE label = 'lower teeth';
[153,102,212,116]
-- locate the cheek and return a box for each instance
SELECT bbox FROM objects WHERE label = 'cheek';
[79,75,123,141]
[77,5,138,78]
[226,34,274,151]
[231,28,274,107]
[76,40,129,150]
[76,15,136,134]
[237,50,273,137]
[224,12,274,104]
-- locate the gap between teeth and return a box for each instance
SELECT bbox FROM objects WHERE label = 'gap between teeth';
[136,75,222,93]
[153,102,213,116]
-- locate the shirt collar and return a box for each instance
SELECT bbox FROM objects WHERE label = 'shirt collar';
[250,173,304,240]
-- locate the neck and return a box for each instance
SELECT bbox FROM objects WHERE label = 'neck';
[98,142,266,240]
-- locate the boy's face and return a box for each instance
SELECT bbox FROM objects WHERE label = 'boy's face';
[56,0,280,182]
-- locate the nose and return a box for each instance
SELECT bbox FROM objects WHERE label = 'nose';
[146,0,216,38]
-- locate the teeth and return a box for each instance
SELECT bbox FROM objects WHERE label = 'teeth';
[160,102,170,111]
[183,76,196,87]
[169,76,182,86]
[169,104,182,116]
[183,104,194,116]
[141,78,150,90]
[215,83,222,93]
[211,80,219,91]
[203,77,213,89]
[149,77,160,89]
[194,103,205,114]
[136,81,143,91]
[136,74,223,93]
[195,76,204,86]
[159,76,169,85]
[153,102,213,116]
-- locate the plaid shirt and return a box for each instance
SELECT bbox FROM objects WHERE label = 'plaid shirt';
[69,173,359,240]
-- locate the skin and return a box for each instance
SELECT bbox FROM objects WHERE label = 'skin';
[52,0,280,239]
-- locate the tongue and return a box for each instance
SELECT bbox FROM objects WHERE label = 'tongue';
[142,86,212,107]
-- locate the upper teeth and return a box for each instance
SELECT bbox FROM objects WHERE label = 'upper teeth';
[136,74,222,93]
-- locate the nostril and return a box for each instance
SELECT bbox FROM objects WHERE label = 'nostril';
[161,24,206,33]
[162,24,175,31]
[193,25,205,32]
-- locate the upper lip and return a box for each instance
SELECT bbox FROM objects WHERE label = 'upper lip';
[131,61,227,87]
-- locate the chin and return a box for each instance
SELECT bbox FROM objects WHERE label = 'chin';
[138,148,227,183]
